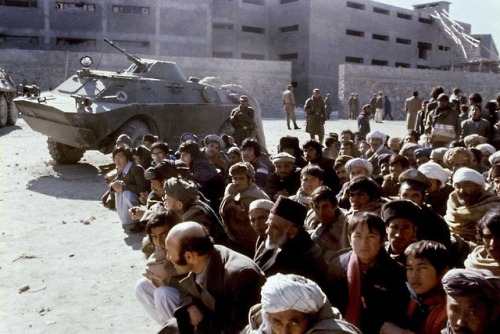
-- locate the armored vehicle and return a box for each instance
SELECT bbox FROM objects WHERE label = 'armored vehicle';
[15,39,265,163]
[0,68,19,128]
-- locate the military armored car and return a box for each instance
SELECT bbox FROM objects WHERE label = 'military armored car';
[0,68,19,128]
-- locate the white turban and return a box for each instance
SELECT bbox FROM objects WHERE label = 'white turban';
[261,273,326,314]
[345,158,373,176]
[489,151,500,166]
[249,199,274,212]
[418,162,452,189]
[366,130,387,144]
[475,144,495,156]
[452,167,486,188]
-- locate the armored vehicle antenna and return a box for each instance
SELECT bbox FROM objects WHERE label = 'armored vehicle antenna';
[104,38,145,68]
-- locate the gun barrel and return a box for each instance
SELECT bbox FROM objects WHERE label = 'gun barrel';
[104,39,144,67]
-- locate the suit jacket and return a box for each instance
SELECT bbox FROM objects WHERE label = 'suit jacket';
[460,118,491,139]
[171,246,265,334]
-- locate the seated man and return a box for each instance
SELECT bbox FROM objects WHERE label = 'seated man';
[418,161,453,216]
[306,186,350,262]
[381,240,450,334]
[444,167,500,246]
[303,139,341,195]
[242,138,275,189]
[441,268,500,334]
[163,177,227,245]
[219,162,270,257]
[264,152,301,201]
[329,213,409,334]
[254,196,331,297]
[202,134,228,176]
[381,155,409,197]
[160,222,265,334]
[337,157,373,210]
[248,199,274,252]
[290,165,324,207]
[135,209,182,326]
[464,210,500,276]
[364,130,393,176]
[109,147,150,230]
[243,273,361,334]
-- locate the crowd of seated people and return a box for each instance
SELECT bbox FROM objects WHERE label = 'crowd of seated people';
[101,89,500,334]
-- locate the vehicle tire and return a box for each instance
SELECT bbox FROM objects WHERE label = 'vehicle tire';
[6,100,18,126]
[117,120,151,147]
[0,95,8,128]
[47,137,86,164]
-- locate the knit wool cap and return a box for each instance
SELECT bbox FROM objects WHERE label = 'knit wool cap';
[271,196,307,227]
[381,200,422,225]
[204,134,224,149]
[272,152,295,164]
[452,167,486,188]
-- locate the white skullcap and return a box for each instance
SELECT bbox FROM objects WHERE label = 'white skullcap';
[418,161,452,189]
[452,167,486,188]
[261,273,326,314]
[489,151,500,166]
[249,199,274,212]
[366,130,387,144]
[475,144,496,156]
[345,158,373,176]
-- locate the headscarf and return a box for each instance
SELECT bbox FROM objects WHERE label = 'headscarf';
[442,268,500,303]
[261,273,326,314]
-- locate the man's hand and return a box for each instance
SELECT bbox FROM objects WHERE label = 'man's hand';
[187,304,204,327]
[139,192,148,205]
[110,180,125,193]
[129,207,144,221]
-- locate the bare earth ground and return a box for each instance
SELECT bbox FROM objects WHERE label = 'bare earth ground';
[0,115,407,333]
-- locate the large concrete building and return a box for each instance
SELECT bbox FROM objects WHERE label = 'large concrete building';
[1,0,498,105]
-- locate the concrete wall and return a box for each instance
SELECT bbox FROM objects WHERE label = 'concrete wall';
[338,64,500,119]
[0,49,290,116]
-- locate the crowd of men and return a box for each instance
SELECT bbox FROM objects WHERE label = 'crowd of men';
[102,87,500,334]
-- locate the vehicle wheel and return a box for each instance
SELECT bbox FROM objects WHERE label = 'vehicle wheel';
[6,100,18,126]
[117,120,151,147]
[47,137,86,164]
[218,118,235,136]
[0,96,8,128]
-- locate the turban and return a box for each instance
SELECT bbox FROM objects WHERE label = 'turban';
[463,134,487,147]
[452,167,486,188]
[261,273,326,314]
[489,151,500,166]
[475,143,496,156]
[366,131,387,144]
[345,158,373,176]
[418,161,452,189]
[249,199,274,212]
[442,268,500,303]
[443,147,474,168]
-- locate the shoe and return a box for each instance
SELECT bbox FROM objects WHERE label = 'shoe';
[294,125,301,129]
[287,124,291,130]
[128,223,145,234]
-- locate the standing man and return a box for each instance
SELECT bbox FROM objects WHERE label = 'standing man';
[282,84,300,130]
[383,95,393,120]
[324,93,333,120]
[425,93,461,148]
[357,104,372,139]
[230,95,255,146]
[348,93,356,120]
[304,88,327,144]
[375,91,385,123]
[405,90,423,131]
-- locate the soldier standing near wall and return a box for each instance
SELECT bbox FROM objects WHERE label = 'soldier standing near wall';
[324,93,333,120]
[304,88,327,144]
[230,95,256,146]
[282,84,300,130]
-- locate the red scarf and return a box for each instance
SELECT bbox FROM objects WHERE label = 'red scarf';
[345,252,363,327]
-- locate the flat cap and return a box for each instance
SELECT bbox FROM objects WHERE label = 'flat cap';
[399,168,431,189]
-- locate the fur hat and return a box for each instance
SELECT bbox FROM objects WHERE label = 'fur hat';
[271,196,307,227]
[381,200,422,225]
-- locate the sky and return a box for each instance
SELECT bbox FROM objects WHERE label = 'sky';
[376,0,500,52]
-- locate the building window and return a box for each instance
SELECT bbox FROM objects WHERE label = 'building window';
[112,40,149,48]
[346,29,364,37]
[0,34,39,45]
[213,51,233,58]
[418,41,432,59]
[396,37,411,45]
[395,62,410,68]
[397,12,412,20]
[372,59,388,66]
[241,53,265,60]
[0,0,37,7]
[213,23,234,30]
[418,17,432,24]
[372,34,389,41]
[346,1,364,10]
[56,37,96,46]
[345,56,363,64]
[56,2,95,11]
[438,45,450,51]
[373,7,389,15]
[242,26,265,34]
[279,25,298,33]
[242,0,264,4]
[280,0,298,3]
[279,53,298,60]
[112,5,149,15]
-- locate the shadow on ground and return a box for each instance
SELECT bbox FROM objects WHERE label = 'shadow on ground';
[0,125,22,137]
[27,163,107,200]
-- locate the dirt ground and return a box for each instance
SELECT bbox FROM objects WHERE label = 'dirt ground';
[0,116,407,333]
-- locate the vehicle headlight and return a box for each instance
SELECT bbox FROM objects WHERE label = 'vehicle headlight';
[80,56,93,69]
